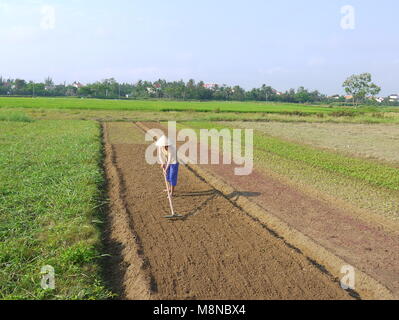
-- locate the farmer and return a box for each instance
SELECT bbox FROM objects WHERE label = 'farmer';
[156,135,179,197]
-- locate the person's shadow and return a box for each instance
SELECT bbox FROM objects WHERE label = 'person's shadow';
[226,191,261,201]
[175,190,261,221]
[178,190,216,197]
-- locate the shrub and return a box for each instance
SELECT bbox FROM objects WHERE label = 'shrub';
[0,111,33,122]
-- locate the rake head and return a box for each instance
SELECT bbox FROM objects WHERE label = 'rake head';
[163,214,184,219]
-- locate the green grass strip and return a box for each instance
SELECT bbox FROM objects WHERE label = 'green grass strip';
[0,120,112,300]
[0,110,33,122]
[0,97,386,115]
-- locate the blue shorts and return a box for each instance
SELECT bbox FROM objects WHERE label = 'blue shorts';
[166,163,179,187]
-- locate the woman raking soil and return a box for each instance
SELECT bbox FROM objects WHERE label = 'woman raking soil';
[156,135,182,219]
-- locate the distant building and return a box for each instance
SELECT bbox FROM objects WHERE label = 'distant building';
[72,81,84,89]
[271,89,283,96]
[329,95,341,100]
[344,95,353,100]
[389,94,399,102]
[203,83,218,90]
[368,96,385,103]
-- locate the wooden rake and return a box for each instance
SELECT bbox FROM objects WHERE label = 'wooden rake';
[162,165,183,219]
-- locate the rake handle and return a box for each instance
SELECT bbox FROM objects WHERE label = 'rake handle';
[162,167,176,216]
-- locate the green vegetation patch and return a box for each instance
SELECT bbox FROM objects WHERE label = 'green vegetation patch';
[6,106,398,124]
[0,110,33,122]
[230,121,399,165]
[0,97,375,115]
[0,120,112,300]
[182,122,399,191]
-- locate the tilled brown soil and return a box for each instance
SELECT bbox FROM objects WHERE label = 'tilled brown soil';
[103,122,351,300]
[143,121,399,298]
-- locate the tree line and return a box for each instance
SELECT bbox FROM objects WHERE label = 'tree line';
[0,77,326,103]
[0,74,397,106]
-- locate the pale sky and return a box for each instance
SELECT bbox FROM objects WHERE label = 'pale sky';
[0,0,398,95]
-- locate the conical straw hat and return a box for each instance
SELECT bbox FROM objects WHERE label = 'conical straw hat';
[155,135,172,147]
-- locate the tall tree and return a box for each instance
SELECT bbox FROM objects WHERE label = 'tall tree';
[44,77,54,87]
[342,73,381,106]
[14,79,27,90]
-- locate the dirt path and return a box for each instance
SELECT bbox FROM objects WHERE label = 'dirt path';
[103,122,352,300]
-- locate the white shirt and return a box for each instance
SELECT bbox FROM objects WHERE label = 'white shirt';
[159,145,178,165]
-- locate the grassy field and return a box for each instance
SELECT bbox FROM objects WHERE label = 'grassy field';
[0,110,33,122]
[1,107,399,125]
[177,121,399,219]
[183,121,399,190]
[1,97,396,115]
[0,120,112,299]
[231,122,399,165]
